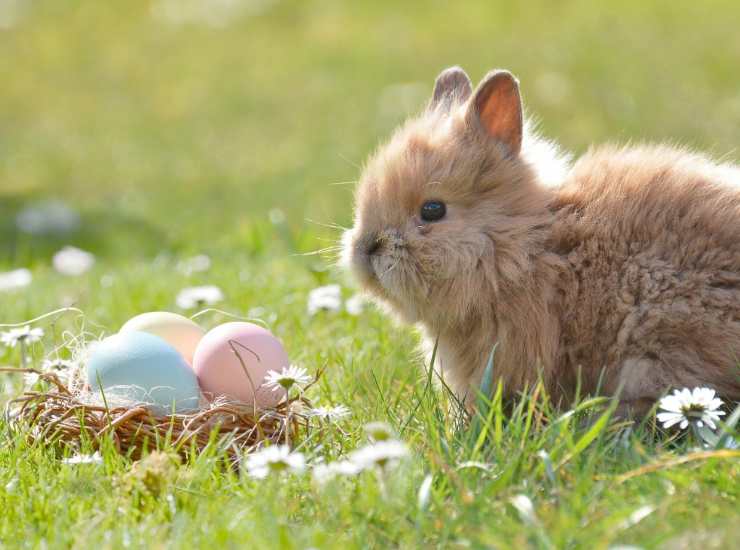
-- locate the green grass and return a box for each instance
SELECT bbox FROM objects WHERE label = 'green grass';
[1,1,739,548]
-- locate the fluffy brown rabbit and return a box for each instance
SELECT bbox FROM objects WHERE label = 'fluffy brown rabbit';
[343,66,740,415]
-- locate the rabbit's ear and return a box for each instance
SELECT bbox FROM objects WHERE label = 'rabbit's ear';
[468,70,523,155]
[430,66,472,111]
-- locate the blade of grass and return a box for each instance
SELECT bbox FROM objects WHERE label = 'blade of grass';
[557,398,617,469]
[400,336,439,434]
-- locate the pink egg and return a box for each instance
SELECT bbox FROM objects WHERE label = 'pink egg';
[192,322,288,408]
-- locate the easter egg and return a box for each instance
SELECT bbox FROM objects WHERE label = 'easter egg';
[119,311,204,365]
[87,331,201,413]
[192,322,288,408]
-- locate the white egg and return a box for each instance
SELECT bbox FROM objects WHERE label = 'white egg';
[119,312,204,365]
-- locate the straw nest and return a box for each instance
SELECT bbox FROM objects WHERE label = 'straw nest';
[2,367,313,461]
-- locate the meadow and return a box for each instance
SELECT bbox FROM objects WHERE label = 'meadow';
[1,1,739,548]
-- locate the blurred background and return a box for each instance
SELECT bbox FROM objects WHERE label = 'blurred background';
[1,0,739,318]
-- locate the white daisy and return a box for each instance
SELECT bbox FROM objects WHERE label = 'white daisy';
[52,246,95,276]
[62,451,103,465]
[311,463,336,485]
[0,268,32,292]
[349,440,409,471]
[42,358,77,371]
[0,326,44,348]
[657,387,726,430]
[363,421,396,442]
[345,294,365,316]
[263,365,311,392]
[16,200,80,235]
[307,284,342,315]
[176,254,211,276]
[308,405,351,422]
[268,208,286,225]
[245,445,305,479]
[23,372,40,388]
[175,285,224,309]
[312,459,363,485]
[42,358,78,385]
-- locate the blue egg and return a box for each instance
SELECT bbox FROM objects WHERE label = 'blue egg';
[87,331,200,413]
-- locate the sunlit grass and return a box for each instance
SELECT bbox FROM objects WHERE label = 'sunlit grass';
[1,0,739,548]
[1,328,738,548]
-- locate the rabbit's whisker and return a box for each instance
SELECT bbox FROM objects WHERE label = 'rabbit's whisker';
[304,218,350,232]
[293,246,343,258]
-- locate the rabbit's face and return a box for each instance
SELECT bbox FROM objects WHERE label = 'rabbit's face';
[346,68,542,325]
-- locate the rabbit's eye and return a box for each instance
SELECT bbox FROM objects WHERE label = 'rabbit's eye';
[420,200,446,222]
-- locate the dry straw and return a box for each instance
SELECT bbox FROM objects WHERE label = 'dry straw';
[2,367,315,461]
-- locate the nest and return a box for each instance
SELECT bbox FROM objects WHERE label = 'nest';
[2,367,312,461]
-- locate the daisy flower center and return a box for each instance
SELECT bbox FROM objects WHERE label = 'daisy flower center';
[269,460,289,472]
[681,403,707,416]
[278,377,297,389]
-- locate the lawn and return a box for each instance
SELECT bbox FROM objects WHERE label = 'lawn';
[1,1,739,548]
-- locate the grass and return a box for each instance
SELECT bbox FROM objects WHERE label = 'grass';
[1,0,739,548]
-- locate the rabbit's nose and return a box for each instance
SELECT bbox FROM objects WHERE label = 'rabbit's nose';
[366,236,382,256]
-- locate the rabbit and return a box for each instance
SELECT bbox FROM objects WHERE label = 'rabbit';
[343,66,740,416]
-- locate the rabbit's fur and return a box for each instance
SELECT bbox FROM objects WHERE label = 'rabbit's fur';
[344,67,740,413]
